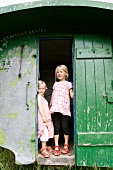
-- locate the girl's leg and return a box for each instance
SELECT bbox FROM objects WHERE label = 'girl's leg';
[52,112,61,156]
[41,141,47,148]
[64,134,69,145]
[40,126,50,158]
[61,115,70,154]
[52,112,61,145]
[54,134,59,146]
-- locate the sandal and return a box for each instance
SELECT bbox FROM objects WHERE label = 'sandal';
[61,144,69,154]
[53,146,60,156]
[46,146,53,153]
[40,148,50,158]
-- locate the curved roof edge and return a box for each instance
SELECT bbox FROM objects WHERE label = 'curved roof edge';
[0,0,113,14]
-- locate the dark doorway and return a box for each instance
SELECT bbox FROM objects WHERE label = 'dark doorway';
[38,38,74,165]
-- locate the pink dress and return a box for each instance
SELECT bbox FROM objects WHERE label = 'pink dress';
[38,94,54,139]
[50,81,72,117]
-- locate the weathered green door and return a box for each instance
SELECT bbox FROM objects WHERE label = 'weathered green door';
[0,35,38,164]
[75,34,113,167]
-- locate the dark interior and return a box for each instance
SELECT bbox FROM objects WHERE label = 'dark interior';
[39,38,73,102]
[39,38,74,149]
[1,6,113,39]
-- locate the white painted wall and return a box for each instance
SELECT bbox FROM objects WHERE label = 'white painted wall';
[0,0,40,7]
[0,0,113,7]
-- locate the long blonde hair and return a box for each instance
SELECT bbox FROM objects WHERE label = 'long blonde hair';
[55,65,69,81]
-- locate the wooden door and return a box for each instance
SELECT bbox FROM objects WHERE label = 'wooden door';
[0,35,38,164]
[75,34,113,167]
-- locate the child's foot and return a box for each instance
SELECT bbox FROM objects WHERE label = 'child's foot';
[61,144,69,154]
[40,148,50,158]
[53,146,60,156]
[46,146,53,153]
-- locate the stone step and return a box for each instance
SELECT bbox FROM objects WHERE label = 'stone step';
[36,153,75,166]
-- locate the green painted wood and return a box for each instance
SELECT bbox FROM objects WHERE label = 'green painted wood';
[75,35,87,133]
[85,60,97,132]
[78,132,113,145]
[86,147,97,166]
[75,34,113,168]
[95,60,107,132]
[77,48,112,59]
[77,146,112,167]
[96,146,109,167]
[76,60,87,132]
[76,147,88,166]
[104,59,113,132]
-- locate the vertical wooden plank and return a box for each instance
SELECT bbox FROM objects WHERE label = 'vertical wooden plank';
[75,34,87,165]
[102,35,113,170]
[85,59,97,165]
[102,34,112,48]
[84,34,93,48]
[104,59,113,132]
[75,35,87,132]
[108,147,113,167]
[86,147,97,166]
[86,60,97,132]
[76,60,87,132]
[77,147,87,166]
[75,35,84,48]
[95,59,107,132]
[92,35,102,47]
[96,147,109,167]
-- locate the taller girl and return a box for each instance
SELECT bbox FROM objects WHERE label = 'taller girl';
[50,65,74,156]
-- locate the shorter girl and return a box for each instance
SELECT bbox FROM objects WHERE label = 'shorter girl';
[50,65,74,156]
[38,80,54,158]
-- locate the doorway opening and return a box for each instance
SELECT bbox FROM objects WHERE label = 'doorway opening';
[38,37,74,165]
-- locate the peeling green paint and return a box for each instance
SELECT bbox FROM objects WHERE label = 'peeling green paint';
[18,141,22,144]
[5,113,18,118]
[24,58,36,77]
[29,84,32,88]
[31,58,36,67]
[0,128,6,145]
[32,112,35,118]
[10,77,19,87]
[30,99,35,108]
[30,133,36,155]
[0,33,36,164]
[24,69,31,77]
[23,128,27,133]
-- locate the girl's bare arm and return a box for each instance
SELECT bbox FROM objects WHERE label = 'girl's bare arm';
[49,89,54,107]
[38,95,47,122]
[69,88,74,99]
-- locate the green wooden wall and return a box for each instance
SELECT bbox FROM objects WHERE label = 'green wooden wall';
[75,34,113,167]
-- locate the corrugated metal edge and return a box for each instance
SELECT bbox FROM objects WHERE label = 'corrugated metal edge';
[0,0,113,15]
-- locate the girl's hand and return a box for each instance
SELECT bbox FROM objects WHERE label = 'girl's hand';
[42,115,48,123]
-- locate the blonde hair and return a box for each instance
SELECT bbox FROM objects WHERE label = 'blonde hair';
[55,65,69,80]
[38,80,47,89]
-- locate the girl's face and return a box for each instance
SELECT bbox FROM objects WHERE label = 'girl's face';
[38,84,46,96]
[56,67,67,81]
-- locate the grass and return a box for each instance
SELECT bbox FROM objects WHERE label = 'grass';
[0,147,113,170]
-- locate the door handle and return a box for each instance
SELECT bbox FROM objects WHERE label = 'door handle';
[26,81,30,110]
